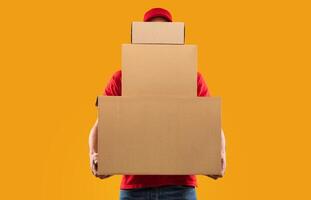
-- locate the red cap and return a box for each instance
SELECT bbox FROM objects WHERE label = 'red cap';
[143,8,173,22]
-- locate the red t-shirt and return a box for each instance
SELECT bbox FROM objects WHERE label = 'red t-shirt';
[103,69,210,189]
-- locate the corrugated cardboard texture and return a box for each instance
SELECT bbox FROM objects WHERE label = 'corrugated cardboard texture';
[98,96,222,175]
[131,22,185,44]
[122,44,197,97]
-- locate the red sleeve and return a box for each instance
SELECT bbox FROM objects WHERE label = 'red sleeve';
[103,70,207,97]
[197,72,211,97]
[104,70,122,96]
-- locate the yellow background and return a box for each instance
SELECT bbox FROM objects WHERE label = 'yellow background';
[0,0,310,199]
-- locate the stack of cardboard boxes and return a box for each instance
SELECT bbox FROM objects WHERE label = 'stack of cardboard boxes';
[97,22,222,175]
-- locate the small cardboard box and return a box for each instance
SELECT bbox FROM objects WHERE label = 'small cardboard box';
[122,44,197,97]
[97,96,222,175]
[131,22,185,44]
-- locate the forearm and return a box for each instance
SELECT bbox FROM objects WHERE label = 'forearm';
[221,129,226,155]
[89,119,98,155]
[221,128,226,175]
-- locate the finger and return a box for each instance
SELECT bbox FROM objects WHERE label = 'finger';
[207,175,219,180]
[92,155,98,161]
[91,161,97,175]
[94,160,98,171]
[91,153,98,159]
[93,155,98,162]
[98,175,110,179]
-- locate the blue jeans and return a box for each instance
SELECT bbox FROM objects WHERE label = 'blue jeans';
[119,185,197,200]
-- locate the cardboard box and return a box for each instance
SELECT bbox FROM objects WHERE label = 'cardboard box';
[131,22,185,44]
[122,44,197,96]
[97,96,222,175]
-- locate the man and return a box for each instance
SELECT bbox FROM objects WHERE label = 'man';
[89,7,226,200]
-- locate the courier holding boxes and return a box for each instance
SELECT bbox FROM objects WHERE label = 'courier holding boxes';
[97,21,224,176]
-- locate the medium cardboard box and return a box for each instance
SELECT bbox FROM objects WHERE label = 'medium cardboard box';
[131,22,185,44]
[122,44,197,97]
[97,96,222,175]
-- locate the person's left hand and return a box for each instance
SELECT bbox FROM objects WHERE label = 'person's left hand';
[207,132,226,180]
[206,156,226,179]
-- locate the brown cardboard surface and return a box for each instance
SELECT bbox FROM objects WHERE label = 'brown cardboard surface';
[97,96,222,175]
[122,44,197,97]
[131,22,185,44]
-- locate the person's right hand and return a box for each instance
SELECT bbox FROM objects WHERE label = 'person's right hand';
[90,152,111,179]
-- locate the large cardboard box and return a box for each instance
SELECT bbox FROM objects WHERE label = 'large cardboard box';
[122,44,197,96]
[131,22,185,44]
[97,96,222,175]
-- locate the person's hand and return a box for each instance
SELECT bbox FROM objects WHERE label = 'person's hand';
[207,174,222,180]
[207,129,227,180]
[207,156,226,180]
[90,152,111,179]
